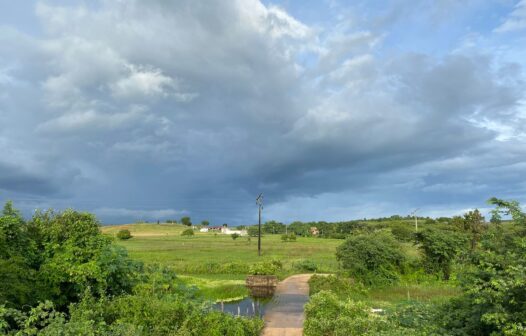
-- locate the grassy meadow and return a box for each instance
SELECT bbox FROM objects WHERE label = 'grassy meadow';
[101,223,459,305]
[101,223,341,301]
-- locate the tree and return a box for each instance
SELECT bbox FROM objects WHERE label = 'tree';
[180,216,192,226]
[247,226,259,237]
[2,200,22,219]
[336,231,406,285]
[263,220,285,234]
[437,200,526,334]
[231,233,240,240]
[488,197,526,226]
[201,220,209,226]
[463,209,485,250]
[416,228,467,280]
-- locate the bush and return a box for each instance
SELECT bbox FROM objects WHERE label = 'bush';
[181,228,194,236]
[116,229,132,240]
[295,259,318,272]
[336,231,406,285]
[416,228,467,280]
[231,233,240,240]
[304,291,437,336]
[304,291,391,336]
[390,224,413,242]
[249,261,281,275]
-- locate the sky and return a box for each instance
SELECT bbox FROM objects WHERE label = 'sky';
[0,0,525,225]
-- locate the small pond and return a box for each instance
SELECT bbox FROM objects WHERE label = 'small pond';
[214,296,274,317]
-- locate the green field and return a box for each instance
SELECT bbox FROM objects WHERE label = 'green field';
[101,223,458,304]
[102,223,341,301]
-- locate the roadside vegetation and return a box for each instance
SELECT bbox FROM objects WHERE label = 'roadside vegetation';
[0,202,262,335]
[304,198,526,336]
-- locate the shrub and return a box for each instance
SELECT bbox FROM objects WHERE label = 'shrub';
[249,261,280,275]
[304,291,436,336]
[181,228,194,236]
[416,228,467,280]
[390,224,413,242]
[281,233,296,242]
[231,233,240,240]
[304,291,391,336]
[295,259,318,272]
[309,274,358,296]
[116,229,132,240]
[336,231,406,285]
[436,227,526,334]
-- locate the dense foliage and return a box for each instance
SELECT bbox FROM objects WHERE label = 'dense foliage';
[0,202,262,335]
[336,231,406,285]
[416,228,467,280]
[306,198,526,336]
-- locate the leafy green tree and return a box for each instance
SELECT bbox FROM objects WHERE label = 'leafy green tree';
[289,221,310,236]
[463,209,485,250]
[438,226,526,334]
[201,220,209,226]
[231,233,240,240]
[247,226,259,237]
[180,216,192,226]
[488,197,526,226]
[263,220,285,234]
[416,228,467,280]
[2,201,22,218]
[336,231,406,285]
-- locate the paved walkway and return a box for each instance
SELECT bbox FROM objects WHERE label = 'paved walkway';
[261,274,313,336]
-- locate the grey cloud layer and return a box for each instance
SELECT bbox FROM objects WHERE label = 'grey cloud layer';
[0,0,525,223]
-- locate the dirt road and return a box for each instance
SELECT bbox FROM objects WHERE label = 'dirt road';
[261,274,313,336]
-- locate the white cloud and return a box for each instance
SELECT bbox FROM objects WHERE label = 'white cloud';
[110,65,197,102]
[1,0,526,224]
[36,106,146,133]
[495,0,526,33]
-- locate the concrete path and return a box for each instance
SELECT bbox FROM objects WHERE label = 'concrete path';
[261,274,313,336]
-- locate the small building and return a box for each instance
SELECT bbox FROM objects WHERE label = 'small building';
[199,227,209,233]
[221,227,248,236]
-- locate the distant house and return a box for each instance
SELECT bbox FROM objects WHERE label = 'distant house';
[310,227,319,236]
[200,226,247,236]
[221,227,248,236]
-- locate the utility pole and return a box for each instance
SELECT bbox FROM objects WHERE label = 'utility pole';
[256,193,263,256]
[411,209,419,233]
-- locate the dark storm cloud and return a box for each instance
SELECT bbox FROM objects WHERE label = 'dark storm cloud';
[0,0,525,223]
